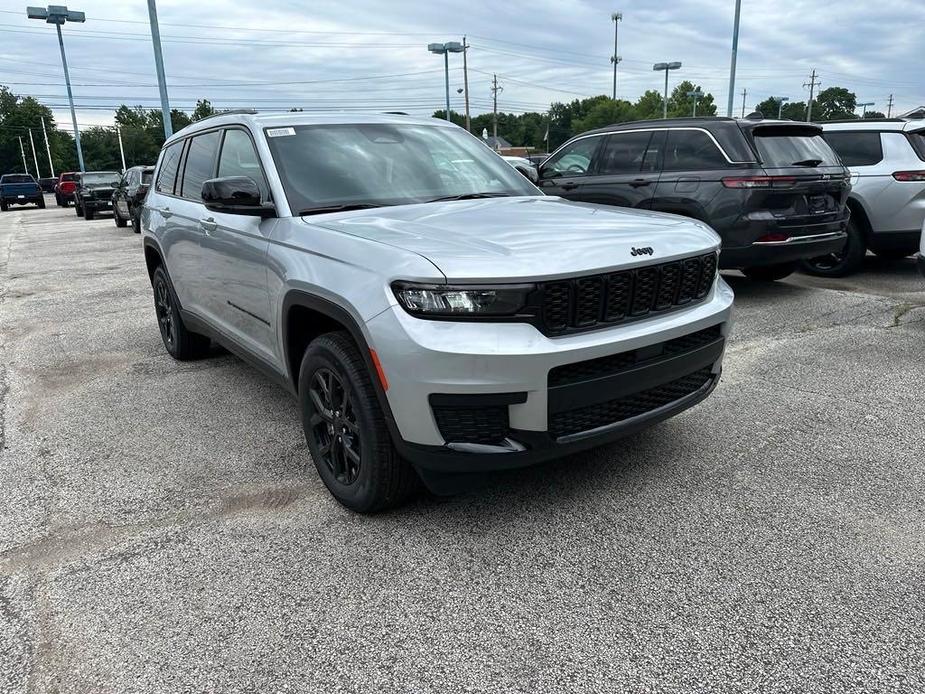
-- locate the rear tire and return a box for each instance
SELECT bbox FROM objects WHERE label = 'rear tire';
[299,331,419,513]
[132,209,141,233]
[800,218,865,277]
[37,197,45,209]
[151,265,211,360]
[0,201,7,212]
[741,262,796,282]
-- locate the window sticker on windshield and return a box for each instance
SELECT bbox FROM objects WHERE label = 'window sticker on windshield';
[266,127,296,138]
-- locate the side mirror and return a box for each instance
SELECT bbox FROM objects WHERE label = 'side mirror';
[538,166,558,181]
[201,176,274,217]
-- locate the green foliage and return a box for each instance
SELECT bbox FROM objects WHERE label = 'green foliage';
[863,110,886,119]
[0,89,70,176]
[813,87,858,121]
[754,97,809,121]
[667,81,717,118]
[191,99,216,122]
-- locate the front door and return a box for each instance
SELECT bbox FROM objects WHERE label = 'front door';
[575,130,664,209]
[537,135,604,201]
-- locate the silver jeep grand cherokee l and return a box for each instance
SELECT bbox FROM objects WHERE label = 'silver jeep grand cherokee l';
[141,112,734,512]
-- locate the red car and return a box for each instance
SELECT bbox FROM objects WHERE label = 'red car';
[54,172,78,207]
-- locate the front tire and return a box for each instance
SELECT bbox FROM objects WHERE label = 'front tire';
[37,197,45,209]
[132,209,141,233]
[75,201,83,217]
[299,332,418,513]
[741,262,796,282]
[801,218,865,277]
[84,207,94,220]
[114,205,127,227]
[151,265,211,360]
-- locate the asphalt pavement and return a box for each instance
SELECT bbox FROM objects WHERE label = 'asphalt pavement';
[1,197,923,693]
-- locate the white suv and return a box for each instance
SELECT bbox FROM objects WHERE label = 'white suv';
[804,119,925,275]
[141,111,733,512]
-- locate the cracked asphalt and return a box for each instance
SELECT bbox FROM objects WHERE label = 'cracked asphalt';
[1,198,924,693]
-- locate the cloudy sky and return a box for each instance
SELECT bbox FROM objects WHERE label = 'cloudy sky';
[1,0,923,132]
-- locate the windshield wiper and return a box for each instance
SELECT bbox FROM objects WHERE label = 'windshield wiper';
[791,158,823,167]
[423,192,513,203]
[299,203,385,216]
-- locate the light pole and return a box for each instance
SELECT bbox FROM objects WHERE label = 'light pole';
[770,96,790,119]
[27,5,86,172]
[147,0,172,139]
[611,12,622,100]
[857,101,874,118]
[653,62,682,119]
[726,0,742,117]
[687,90,703,117]
[428,42,464,121]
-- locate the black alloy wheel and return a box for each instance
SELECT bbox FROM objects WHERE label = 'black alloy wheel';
[153,271,177,351]
[307,367,362,486]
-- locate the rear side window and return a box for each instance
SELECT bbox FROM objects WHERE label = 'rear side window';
[907,131,925,162]
[543,136,602,176]
[597,131,654,174]
[142,170,154,185]
[753,129,840,167]
[155,142,184,194]
[662,130,728,171]
[181,131,221,200]
[823,132,883,167]
[218,129,268,199]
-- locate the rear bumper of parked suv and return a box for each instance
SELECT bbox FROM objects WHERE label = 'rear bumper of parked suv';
[720,209,850,268]
[365,278,734,473]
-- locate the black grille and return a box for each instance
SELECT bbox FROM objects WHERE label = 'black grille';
[538,253,718,335]
[548,325,722,388]
[432,406,509,445]
[549,367,714,438]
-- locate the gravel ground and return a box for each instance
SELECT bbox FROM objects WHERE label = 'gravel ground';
[1,198,924,693]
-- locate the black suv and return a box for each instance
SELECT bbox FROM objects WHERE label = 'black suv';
[73,171,120,220]
[112,165,154,231]
[538,117,851,281]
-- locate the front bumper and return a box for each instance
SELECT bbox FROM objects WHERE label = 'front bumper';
[365,278,734,472]
[81,197,113,211]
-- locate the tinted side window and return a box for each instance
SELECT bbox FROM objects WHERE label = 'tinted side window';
[823,132,883,167]
[155,142,183,194]
[180,131,221,200]
[543,137,602,176]
[905,132,925,163]
[218,129,268,199]
[663,130,728,171]
[597,131,655,174]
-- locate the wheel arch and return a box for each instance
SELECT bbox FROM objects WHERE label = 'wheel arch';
[845,195,873,240]
[142,237,165,282]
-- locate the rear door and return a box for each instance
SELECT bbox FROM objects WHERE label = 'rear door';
[749,125,849,231]
[652,128,731,223]
[573,130,663,209]
[537,135,605,200]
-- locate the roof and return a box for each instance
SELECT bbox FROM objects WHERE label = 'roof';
[166,110,455,145]
[900,106,925,119]
[819,119,925,133]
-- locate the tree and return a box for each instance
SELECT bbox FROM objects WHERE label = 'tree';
[634,90,665,120]
[191,99,216,122]
[813,87,857,121]
[667,81,716,118]
[572,99,635,133]
[863,110,886,119]
[0,89,72,176]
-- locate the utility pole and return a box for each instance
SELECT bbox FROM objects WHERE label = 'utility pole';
[116,126,127,172]
[462,36,471,132]
[726,0,742,117]
[740,88,747,117]
[29,129,41,178]
[804,69,821,122]
[687,90,703,117]
[41,118,54,177]
[611,12,622,100]
[18,136,29,176]
[887,94,894,118]
[491,73,502,151]
[147,0,172,139]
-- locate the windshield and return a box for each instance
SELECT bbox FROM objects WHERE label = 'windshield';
[142,170,154,184]
[61,173,76,181]
[82,172,120,185]
[1,174,34,184]
[264,123,538,213]
[753,129,841,168]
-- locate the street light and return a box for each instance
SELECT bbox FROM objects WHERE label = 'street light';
[771,96,790,119]
[653,62,682,119]
[610,12,622,101]
[686,89,703,117]
[428,41,464,121]
[857,101,874,118]
[27,5,86,172]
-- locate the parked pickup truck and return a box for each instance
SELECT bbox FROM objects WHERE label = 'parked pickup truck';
[0,174,45,211]
[55,172,78,206]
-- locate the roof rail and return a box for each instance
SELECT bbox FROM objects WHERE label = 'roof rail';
[196,108,259,122]
[822,117,906,124]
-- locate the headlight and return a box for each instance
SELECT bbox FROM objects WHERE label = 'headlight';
[392,282,534,317]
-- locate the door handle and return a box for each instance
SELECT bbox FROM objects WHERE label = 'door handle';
[161,207,173,219]
[629,179,651,188]
[199,217,218,235]
[561,182,579,191]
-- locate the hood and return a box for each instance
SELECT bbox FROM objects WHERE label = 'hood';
[307,196,720,282]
